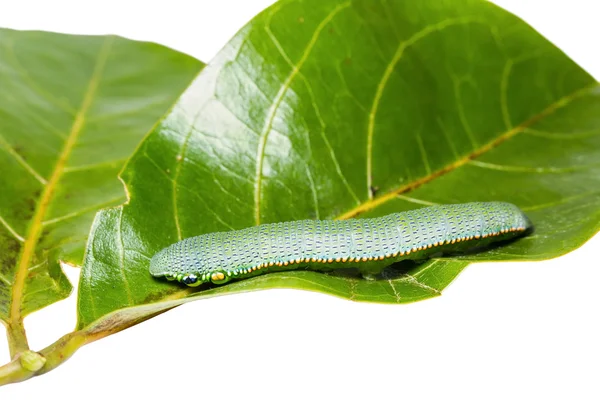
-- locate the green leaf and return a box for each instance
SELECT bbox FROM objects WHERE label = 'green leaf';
[78,0,599,329]
[0,28,202,330]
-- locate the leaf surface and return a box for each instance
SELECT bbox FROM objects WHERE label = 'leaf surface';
[0,28,202,326]
[78,0,599,328]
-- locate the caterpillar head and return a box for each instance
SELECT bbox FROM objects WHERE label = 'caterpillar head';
[178,270,231,287]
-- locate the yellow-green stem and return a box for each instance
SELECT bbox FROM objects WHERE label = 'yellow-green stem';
[6,320,29,359]
[0,306,176,386]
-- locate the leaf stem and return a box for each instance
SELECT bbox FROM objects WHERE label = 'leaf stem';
[0,355,35,386]
[6,319,29,358]
[0,305,176,385]
[0,331,87,385]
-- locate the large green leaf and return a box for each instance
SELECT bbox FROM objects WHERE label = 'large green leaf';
[0,29,202,334]
[78,0,599,329]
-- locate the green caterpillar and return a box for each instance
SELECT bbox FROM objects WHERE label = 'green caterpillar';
[150,202,531,287]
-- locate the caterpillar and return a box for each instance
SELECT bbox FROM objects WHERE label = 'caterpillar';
[150,202,532,287]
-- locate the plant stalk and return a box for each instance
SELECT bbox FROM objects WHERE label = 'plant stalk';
[6,319,29,359]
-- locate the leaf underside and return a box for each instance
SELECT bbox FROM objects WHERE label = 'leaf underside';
[78,0,600,329]
[0,28,203,323]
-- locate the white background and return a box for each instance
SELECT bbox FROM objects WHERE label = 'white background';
[1,1,599,399]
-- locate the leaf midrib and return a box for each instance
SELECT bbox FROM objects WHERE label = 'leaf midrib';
[8,37,113,330]
[337,82,599,220]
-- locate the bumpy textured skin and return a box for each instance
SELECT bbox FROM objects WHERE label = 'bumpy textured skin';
[150,202,531,286]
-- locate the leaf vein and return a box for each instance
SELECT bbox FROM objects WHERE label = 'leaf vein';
[0,134,48,185]
[452,75,479,149]
[41,196,123,227]
[302,76,360,204]
[0,213,25,242]
[63,157,129,173]
[367,17,483,199]
[415,131,432,175]
[253,1,351,225]
[468,160,600,174]
[522,190,600,212]
[523,128,600,140]
[401,274,441,294]
[178,185,235,231]
[0,272,12,286]
[396,195,438,207]
[387,280,401,303]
